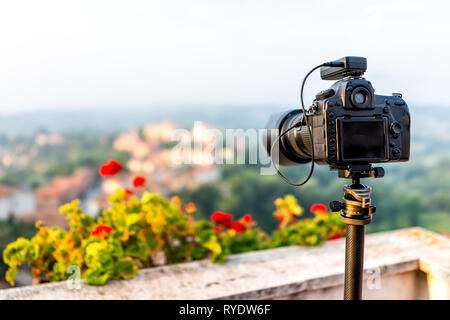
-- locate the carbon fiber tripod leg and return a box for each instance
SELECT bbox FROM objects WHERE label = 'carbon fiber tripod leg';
[330,176,374,300]
[343,224,365,300]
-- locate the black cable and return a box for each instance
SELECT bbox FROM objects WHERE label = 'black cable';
[269,123,302,186]
[270,61,344,186]
[269,64,323,186]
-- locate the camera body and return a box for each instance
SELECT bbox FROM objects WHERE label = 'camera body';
[309,76,410,167]
[264,57,410,169]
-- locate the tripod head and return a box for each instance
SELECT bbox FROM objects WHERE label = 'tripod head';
[329,163,383,226]
[332,163,385,181]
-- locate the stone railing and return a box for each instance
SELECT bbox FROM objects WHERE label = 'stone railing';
[0,227,449,300]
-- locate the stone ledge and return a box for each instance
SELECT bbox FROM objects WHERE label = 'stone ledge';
[0,227,449,300]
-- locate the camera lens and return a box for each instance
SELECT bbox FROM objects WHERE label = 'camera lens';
[350,87,372,109]
[263,109,312,166]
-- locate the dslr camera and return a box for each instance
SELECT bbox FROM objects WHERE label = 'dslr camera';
[264,56,410,173]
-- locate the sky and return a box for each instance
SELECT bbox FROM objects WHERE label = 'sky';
[0,0,449,114]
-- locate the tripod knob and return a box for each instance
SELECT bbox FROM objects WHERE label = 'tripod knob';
[330,201,344,212]
[372,167,385,178]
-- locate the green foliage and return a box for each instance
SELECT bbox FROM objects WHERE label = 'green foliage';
[270,212,344,247]
[213,229,270,263]
[2,193,218,286]
[3,192,344,286]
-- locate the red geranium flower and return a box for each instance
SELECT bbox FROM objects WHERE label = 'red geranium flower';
[133,175,146,188]
[184,202,197,214]
[328,232,342,240]
[241,214,252,223]
[124,188,133,195]
[213,226,222,233]
[231,221,246,233]
[310,203,328,215]
[99,159,124,177]
[211,211,233,228]
[91,224,112,238]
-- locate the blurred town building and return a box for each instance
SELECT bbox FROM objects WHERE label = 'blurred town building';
[1,121,236,226]
[0,184,36,219]
[21,167,97,227]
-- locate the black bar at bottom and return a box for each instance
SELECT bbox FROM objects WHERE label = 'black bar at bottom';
[344,224,365,300]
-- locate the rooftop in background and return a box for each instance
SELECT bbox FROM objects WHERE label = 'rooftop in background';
[0,185,18,199]
[35,167,97,207]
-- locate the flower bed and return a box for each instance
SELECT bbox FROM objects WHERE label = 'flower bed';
[3,160,345,286]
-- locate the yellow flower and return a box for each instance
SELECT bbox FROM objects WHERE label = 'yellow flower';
[122,229,130,242]
[146,212,166,230]
[35,221,44,229]
[170,196,181,207]
[273,194,304,229]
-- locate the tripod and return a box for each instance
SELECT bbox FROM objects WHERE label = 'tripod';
[329,164,384,300]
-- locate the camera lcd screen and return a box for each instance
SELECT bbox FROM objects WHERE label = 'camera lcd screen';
[339,118,387,161]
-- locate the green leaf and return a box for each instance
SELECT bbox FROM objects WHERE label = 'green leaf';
[85,269,110,285]
[145,233,161,252]
[84,242,114,270]
[192,246,208,260]
[113,257,138,280]
[107,240,124,258]
[125,240,149,261]
[50,262,70,281]
[5,266,18,286]
[2,237,38,266]
[211,252,228,264]
[125,214,140,227]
